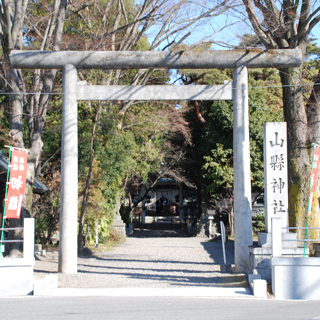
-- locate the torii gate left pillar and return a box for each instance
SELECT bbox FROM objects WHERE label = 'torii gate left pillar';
[233,66,252,272]
[59,64,78,273]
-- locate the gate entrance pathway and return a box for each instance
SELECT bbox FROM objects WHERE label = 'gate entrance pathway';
[35,224,248,290]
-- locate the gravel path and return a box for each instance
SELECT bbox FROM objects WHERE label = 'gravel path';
[34,223,247,289]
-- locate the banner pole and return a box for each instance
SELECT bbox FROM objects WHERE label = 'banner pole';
[0,147,12,258]
[304,144,316,257]
[4,145,29,153]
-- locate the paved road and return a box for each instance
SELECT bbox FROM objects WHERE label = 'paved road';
[1,296,320,320]
[4,221,320,318]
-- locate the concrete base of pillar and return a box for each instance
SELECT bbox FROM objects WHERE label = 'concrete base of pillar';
[272,257,320,300]
[249,233,308,282]
[113,215,126,238]
[0,258,34,296]
[258,232,298,248]
[195,214,209,238]
[33,275,58,296]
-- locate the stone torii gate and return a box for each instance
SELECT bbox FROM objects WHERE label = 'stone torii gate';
[11,49,301,274]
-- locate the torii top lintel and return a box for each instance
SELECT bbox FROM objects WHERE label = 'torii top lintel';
[10,49,302,70]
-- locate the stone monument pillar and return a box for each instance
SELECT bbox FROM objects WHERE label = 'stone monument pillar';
[248,122,307,282]
[264,122,289,233]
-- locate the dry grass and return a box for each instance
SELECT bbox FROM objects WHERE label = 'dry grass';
[88,230,126,255]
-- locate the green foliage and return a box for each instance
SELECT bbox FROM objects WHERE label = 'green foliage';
[134,35,149,51]
[252,212,266,234]
[99,130,136,212]
[78,155,115,244]
[33,168,61,245]
[305,39,320,63]
[86,216,114,245]
[203,144,234,196]
[79,157,108,218]
[180,66,284,203]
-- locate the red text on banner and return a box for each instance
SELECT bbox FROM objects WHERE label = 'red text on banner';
[5,149,28,219]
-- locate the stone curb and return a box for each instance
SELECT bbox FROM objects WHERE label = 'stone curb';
[36,287,255,298]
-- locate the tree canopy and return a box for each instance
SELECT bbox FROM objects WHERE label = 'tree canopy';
[0,0,319,248]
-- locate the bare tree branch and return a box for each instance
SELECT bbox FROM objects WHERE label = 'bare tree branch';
[11,0,28,47]
[297,7,320,40]
[308,13,320,33]
[242,0,276,48]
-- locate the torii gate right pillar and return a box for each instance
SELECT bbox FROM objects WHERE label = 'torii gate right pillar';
[233,66,252,273]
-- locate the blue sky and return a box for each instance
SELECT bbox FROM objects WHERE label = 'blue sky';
[142,1,320,51]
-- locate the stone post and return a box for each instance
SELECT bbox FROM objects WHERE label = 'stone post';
[233,65,252,273]
[179,183,184,224]
[59,64,78,274]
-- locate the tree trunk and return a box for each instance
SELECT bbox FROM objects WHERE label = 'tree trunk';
[229,206,234,236]
[84,221,90,248]
[5,61,25,256]
[280,66,309,238]
[307,69,320,241]
[280,42,320,238]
